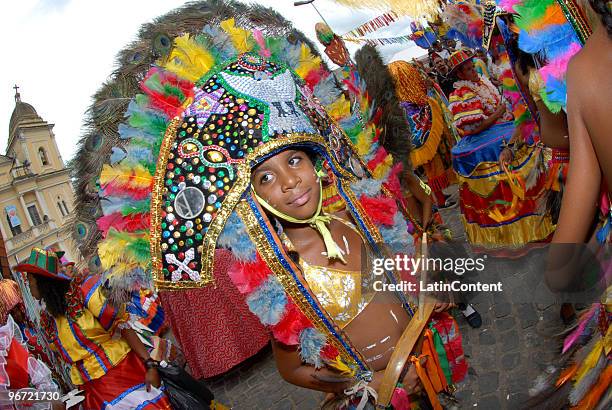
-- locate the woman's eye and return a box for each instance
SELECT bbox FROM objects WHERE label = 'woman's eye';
[260,174,273,184]
[288,156,302,166]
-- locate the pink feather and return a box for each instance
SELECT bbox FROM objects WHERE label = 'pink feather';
[499,0,520,13]
[562,304,598,353]
[253,29,271,58]
[539,43,581,82]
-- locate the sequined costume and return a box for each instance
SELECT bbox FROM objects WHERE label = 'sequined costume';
[388,61,454,208]
[70,4,468,408]
[449,65,554,247]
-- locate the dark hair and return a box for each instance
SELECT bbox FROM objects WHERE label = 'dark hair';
[36,276,71,318]
[506,36,535,75]
[589,0,612,37]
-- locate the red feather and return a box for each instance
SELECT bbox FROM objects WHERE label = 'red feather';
[227,254,271,294]
[97,212,150,237]
[320,344,340,360]
[367,146,389,171]
[271,301,312,345]
[359,195,398,226]
[383,163,404,200]
[141,68,195,118]
[101,184,151,200]
[303,68,326,90]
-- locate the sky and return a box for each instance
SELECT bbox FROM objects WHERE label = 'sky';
[2,0,426,161]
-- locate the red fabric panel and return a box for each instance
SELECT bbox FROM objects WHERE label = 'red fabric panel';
[458,176,545,226]
[6,338,30,389]
[81,351,171,409]
[160,249,269,378]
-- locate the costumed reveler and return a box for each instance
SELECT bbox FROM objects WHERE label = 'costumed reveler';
[15,248,172,409]
[504,1,611,408]
[499,0,590,227]
[315,24,443,244]
[447,48,555,248]
[0,314,62,410]
[388,61,455,211]
[71,2,469,408]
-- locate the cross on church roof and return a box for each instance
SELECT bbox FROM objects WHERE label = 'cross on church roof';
[13,84,21,102]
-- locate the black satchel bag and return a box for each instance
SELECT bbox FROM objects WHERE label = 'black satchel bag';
[156,361,215,410]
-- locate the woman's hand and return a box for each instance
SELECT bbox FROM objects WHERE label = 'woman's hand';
[401,360,424,395]
[145,367,161,392]
[499,147,513,165]
[493,103,506,120]
[433,301,455,312]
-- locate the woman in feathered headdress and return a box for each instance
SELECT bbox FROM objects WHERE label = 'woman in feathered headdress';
[72,1,470,408]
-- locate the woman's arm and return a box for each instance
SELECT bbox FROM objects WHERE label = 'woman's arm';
[469,103,505,135]
[122,328,161,391]
[272,340,352,394]
[404,172,433,229]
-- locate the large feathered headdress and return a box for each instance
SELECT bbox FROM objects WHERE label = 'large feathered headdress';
[500,0,592,112]
[73,0,414,378]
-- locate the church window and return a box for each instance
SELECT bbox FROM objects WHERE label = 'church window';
[38,147,49,166]
[6,214,22,236]
[27,204,42,226]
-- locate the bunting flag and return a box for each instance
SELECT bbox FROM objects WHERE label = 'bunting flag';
[344,35,414,46]
[329,0,441,19]
[342,11,400,37]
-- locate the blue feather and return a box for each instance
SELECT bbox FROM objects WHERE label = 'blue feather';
[543,76,567,111]
[299,327,326,368]
[314,75,341,106]
[519,24,578,58]
[246,276,287,326]
[379,213,414,255]
[110,147,127,165]
[350,178,383,197]
[201,26,237,61]
[596,217,611,244]
[123,146,156,167]
[218,212,257,261]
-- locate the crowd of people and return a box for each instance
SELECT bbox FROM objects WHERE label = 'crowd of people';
[0,0,610,409]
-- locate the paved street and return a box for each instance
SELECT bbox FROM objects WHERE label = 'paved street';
[205,204,566,409]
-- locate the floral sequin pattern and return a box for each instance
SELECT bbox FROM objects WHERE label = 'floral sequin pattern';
[302,260,375,329]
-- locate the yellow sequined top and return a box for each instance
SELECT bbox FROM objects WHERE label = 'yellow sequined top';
[528,68,545,103]
[282,216,377,329]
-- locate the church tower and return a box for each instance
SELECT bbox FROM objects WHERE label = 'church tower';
[0,86,80,269]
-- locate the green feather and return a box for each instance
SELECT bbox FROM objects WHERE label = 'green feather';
[514,0,556,30]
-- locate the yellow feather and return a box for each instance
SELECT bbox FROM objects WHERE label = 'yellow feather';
[356,125,375,156]
[326,97,351,121]
[100,164,153,189]
[372,154,394,179]
[325,356,356,377]
[295,43,322,78]
[162,34,215,82]
[220,18,253,54]
[574,339,604,384]
[98,236,130,269]
[98,237,149,272]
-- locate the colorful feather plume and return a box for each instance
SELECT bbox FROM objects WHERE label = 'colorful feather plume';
[510,0,585,112]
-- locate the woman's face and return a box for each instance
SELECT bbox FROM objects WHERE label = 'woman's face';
[251,149,320,220]
[26,273,41,300]
[457,60,479,82]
